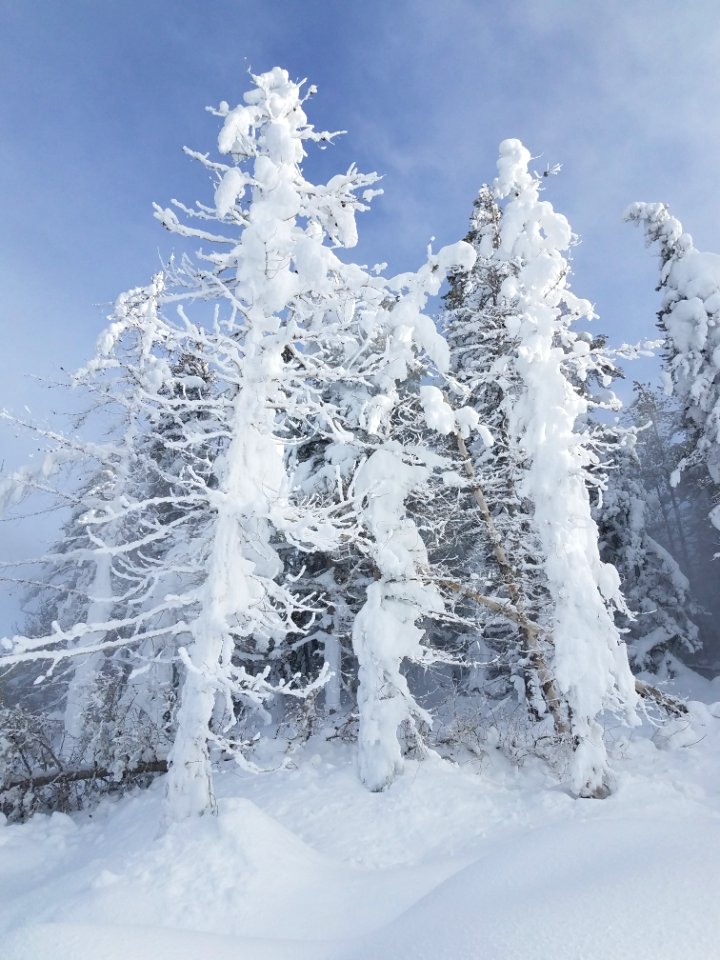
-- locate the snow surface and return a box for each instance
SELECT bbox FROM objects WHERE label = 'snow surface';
[2,676,720,960]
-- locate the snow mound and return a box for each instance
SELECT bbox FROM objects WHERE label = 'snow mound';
[342,815,720,960]
[2,708,720,960]
[22,796,351,940]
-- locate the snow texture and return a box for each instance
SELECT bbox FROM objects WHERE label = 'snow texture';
[2,674,720,960]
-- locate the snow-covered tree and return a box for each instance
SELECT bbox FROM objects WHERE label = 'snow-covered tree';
[626,202,720,530]
[619,383,719,666]
[156,69,470,804]
[443,141,638,796]
[0,272,303,819]
[343,251,477,791]
[442,184,555,719]
[496,140,638,794]
[0,275,195,789]
[622,383,719,597]
[1,68,478,815]
[622,384,693,568]
[598,436,701,675]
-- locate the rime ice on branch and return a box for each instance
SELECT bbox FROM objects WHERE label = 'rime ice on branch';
[0,68,478,815]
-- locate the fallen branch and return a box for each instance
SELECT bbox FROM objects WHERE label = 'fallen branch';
[1,759,168,793]
[634,679,689,717]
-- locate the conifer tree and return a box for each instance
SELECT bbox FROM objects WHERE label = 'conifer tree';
[1,68,477,813]
[1,275,197,789]
[626,202,720,529]
[444,140,638,795]
[598,439,701,675]
[442,184,552,718]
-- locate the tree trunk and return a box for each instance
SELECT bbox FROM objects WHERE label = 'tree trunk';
[452,429,569,736]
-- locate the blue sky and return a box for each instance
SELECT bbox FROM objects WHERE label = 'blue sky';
[2,0,720,625]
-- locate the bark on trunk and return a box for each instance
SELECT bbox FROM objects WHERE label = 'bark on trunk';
[2,759,168,793]
[452,429,569,735]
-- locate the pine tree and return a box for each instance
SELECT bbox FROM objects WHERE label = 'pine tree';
[443,140,638,796]
[626,202,720,529]
[442,183,554,720]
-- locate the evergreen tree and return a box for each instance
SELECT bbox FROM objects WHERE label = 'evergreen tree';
[626,202,720,529]
[443,141,638,796]
[442,183,553,719]
[1,275,198,792]
[598,436,701,675]
[623,383,714,582]
[1,68,477,812]
[621,382,719,667]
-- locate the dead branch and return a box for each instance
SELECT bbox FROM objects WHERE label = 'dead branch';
[1,759,168,793]
[635,679,689,717]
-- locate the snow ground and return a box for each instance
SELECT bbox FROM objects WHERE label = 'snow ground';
[2,676,720,960]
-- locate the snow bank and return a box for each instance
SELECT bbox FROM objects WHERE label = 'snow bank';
[2,699,720,960]
[344,815,720,960]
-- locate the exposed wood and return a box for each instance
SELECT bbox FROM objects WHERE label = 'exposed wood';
[451,429,569,735]
[1,759,168,794]
[443,575,689,721]
[440,578,542,636]
[634,679,689,717]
